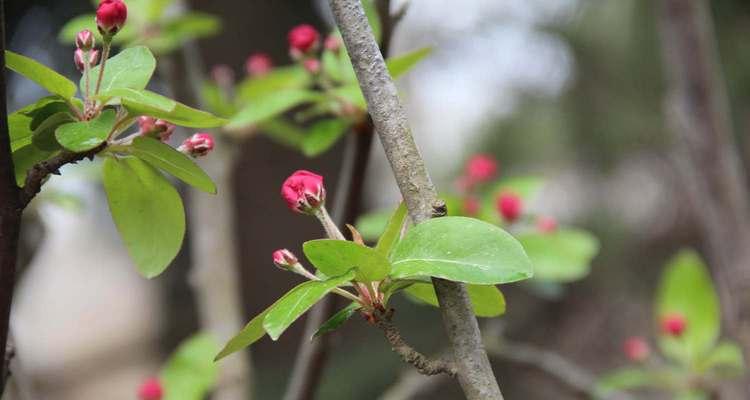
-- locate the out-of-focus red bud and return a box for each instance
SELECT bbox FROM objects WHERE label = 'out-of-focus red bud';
[465,154,498,183]
[137,377,163,400]
[245,53,273,77]
[661,313,687,337]
[324,35,341,52]
[303,58,321,74]
[288,24,320,53]
[537,216,558,233]
[623,336,650,362]
[497,192,522,223]
[211,64,235,88]
[463,196,480,216]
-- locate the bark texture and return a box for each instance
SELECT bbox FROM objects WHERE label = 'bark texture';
[327,0,503,398]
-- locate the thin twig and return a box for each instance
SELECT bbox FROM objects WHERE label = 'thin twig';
[374,309,456,377]
[93,40,111,96]
[327,1,503,398]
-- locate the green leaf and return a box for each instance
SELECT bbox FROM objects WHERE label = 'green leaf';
[390,216,533,284]
[215,310,269,361]
[329,85,366,110]
[161,334,220,400]
[6,50,77,99]
[355,209,395,241]
[103,88,227,128]
[480,176,544,224]
[404,282,506,317]
[375,203,407,257]
[10,96,70,151]
[32,112,75,151]
[303,239,391,282]
[236,66,311,104]
[595,367,658,395]
[128,137,217,194]
[58,14,137,45]
[322,49,344,83]
[263,270,356,340]
[516,229,599,282]
[301,119,350,157]
[313,303,361,339]
[55,109,116,152]
[102,157,185,278]
[387,48,432,78]
[201,82,235,118]
[699,341,745,375]
[260,119,306,148]
[656,249,720,364]
[12,145,57,187]
[84,46,156,93]
[227,90,323,131]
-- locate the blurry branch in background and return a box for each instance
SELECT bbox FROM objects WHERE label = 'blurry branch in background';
[658,0,750,395]
[327,0,504,399]
[282,2,403,398]
[156,2,255,400]
[0,0,23,394]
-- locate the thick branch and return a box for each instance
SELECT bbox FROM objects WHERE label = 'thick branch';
[374,309,456,377]
[327,1,503,398]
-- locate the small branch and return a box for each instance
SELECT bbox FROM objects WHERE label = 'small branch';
[374,309,456,377]
[19,144,105,208]
[327,1,503,398]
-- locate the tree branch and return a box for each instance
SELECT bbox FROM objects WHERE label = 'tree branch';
[327,1,503,398]
[374,309,456,377]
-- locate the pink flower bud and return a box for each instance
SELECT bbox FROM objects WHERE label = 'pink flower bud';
[272,249,299,269]
[281,170,326,214]
[463,196,480,216]
[96,0,128,37]
[623,337,650,362]
[179,133,215,158]
[288,24,319,53]
[138,116,157,134]
[74,49,99,72]
[497,192,522,223]
[661,313,687,337]
[245,53,273,77]
[154,120,175,142]
[211,64,235,88]
[537,216,558,233]
[324,35,341,52]
[465,154,497,183]
[137,377,163,400]
[303,58,321,74]
[75,29,95,51]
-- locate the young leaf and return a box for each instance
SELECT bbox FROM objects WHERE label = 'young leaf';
[390,217,533,284]
[301,119,350,157]
[161,334,219,400]
[103,156,185,278]
[313,303,361,339]
[303,239,391,282]
[375,203,407,257]
[6,51,77,99]
[103,88,226,128]
[32,112,75,151]
[656,249,720,363]
[55,109,117,152]
[227,90,323,131]
[404,282,506,317]
[85,46,156,93]
[215,310,269,361]
[516,229,599,282]
[128,137,217,194]
[387,48,432,78]
[147,12,221,54]
[263,270,356,340]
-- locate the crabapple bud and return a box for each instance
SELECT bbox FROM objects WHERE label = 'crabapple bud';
[178,133,215,158]
[661,313,687,337]
[272,249,299,270]
[74,49,99,72]
[245,53,273,77]
[465,154,497,183]
[537,216,558,233]
[137,377,163,400]
[96,0,128,37]
[288,24,320,53]
[497,192,522,223]
[281,170,326,214]
[324,35,341,52]
[623,337,650,362]
[303,58,321,74]
[75,29,95,51]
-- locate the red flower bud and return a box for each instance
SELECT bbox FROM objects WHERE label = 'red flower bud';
[137,377,163,400]
[622,336,650,362]
[272,249,299,269]
[245,53,273,77]
[465,154,497,183]
[138,116,157,134]
[463,196,480,216]
[324,35,341,52]
[537,216,558,233]
[497,192,522,223]
[288,24,319,53]
[74,49,99,72]
[75,29,95,51]
[661,313,687,337]
[96,0,128,37]
[179,133,215,158]
[281,170,326,214]
[303,58,321,74]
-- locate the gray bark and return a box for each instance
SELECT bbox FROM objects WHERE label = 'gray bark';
[327,0,504,398]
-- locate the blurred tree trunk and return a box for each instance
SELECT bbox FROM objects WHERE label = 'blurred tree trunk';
[658,0,750,395]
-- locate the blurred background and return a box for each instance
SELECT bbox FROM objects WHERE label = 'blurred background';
[4,0,750,399]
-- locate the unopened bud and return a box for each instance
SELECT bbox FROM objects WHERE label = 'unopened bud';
[272,249,299,269]
[281,170,326,214]
[288,24,320,53]
[96,0,128,37]
[137,377,163,400]
[661,313,687,337]
[74,49,99,72]
[537,216,558,233]
[324,35,341,52]
[178,132,215,158]
[623,337,650,362]
[303,58,321,74]
[245,53,273,77]
[497,192,522,223]
[76,29,95,51]
[211,64,235,89]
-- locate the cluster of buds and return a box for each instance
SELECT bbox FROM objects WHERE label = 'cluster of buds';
[137,377,163,400]
[74,30,99,72]
[660,312,687,337]
[178,133,215,158]
[137,117,175,142]
[96,0,128,38]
